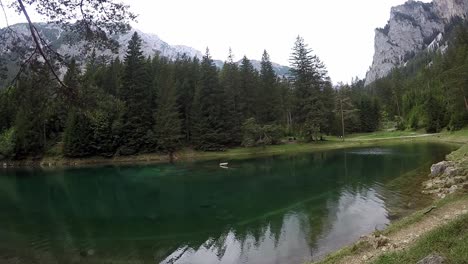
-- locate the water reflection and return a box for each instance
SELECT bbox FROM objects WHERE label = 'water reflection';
[0,143,455,264]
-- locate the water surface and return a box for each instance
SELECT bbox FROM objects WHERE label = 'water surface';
[0,143,455,264]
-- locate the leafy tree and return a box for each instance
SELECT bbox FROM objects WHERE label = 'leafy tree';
[241,118,282,147]
[425,94,446,133]
[0,128,16,159]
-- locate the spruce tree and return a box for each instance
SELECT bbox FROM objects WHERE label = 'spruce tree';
[290,36,328,138]
[220,49,242,145]
[154,68,182,159]
[238,56,258,121]
[192,48,227,151]
[258,50,281,124]
[119,32,152,155]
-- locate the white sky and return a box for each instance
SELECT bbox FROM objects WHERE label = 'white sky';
[0,0,432,84]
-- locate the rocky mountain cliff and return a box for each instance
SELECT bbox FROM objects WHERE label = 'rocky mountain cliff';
[365,0,468,86]
[0,23,290,80]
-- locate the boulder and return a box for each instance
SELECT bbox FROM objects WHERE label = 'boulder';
[443,167,458,177]
[370,234,389,249]
[431,161,450,177]
[448,185,458,194]
[416,254,445,264]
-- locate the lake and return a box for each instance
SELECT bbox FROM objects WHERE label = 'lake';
[0,143,456,264]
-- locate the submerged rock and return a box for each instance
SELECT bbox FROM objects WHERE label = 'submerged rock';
[417,253,446,264]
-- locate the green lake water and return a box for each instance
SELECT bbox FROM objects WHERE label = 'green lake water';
[0,143,456,264]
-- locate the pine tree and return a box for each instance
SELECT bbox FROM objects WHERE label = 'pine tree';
[257,50,281,124]
[238,56,258,121]
[174,56,199,143]
[154,67,182,159]
[290,36,327,138]
[192,48,227,151]
[63,110,94,157]
[220,48,242,145]
[14,61,55,157]
[119,32,153,155]
[102,57,122,96]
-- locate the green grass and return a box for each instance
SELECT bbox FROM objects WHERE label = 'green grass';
[447,144,468,162]
[372,213,468,264]
[345,130,425,140]
[37,128,468,167]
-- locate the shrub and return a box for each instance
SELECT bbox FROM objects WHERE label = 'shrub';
[0,128,16,159]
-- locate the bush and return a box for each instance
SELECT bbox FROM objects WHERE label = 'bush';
[448,112,468,131]
[241,118,282,147]
[0,128,16,159]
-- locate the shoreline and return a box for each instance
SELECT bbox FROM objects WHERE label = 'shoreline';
[1,132,464,169]
[313,136,468,264]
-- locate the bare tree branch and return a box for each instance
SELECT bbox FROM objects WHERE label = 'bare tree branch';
[17,0,68,88]
[0,0,10,28]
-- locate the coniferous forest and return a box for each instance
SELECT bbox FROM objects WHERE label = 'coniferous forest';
[0,20,467,160]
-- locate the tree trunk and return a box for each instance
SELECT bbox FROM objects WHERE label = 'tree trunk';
[340,99,345,142]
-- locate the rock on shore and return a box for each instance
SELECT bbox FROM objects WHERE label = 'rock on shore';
[423,148,468,198]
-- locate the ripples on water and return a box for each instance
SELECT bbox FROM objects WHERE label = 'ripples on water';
[0,143,455,264]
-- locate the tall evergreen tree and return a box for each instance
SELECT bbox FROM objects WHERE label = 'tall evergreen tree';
[290,36,328,138]
[154,67,183,159]
[238,56,258,121]
[192,48,227,150]
[119,32,153,155]
[174,56,199,143]
[220,49,242,145]
[258,50,281,124]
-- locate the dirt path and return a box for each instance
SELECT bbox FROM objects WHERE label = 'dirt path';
[334,198,468,264]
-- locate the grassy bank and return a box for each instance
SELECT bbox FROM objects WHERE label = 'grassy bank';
[373,213,468,264]
[4,129,467,168]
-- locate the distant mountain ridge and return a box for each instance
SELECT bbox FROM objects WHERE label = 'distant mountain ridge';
[0,23,290,78]
[365,0,468,86]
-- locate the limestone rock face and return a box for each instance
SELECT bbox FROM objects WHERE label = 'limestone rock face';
[365,0,468,86]
[433,0,468,20]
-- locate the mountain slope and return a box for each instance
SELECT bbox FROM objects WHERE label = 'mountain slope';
[0,23,290,84]
[365,0,468,86]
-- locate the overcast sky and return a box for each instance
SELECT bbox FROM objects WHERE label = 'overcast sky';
[1,0,431,84]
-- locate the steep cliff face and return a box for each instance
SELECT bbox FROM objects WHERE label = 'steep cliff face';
[433,0,468,19]
[365,0,468,86]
